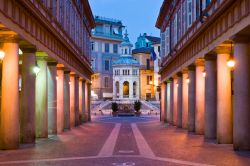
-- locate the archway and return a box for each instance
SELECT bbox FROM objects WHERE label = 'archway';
[123,81,129,98]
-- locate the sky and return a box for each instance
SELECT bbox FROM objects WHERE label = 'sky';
[89,0,163,45]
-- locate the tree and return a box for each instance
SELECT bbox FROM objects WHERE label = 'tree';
[134,100,141,112]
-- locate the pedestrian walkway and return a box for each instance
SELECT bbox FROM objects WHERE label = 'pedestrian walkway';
[0,115,249,166]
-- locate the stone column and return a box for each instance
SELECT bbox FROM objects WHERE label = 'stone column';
[182,71,189,129]
[129,80,133,99]
[70,72,76,127]
[0,38,19,149]
[82,80,86,123]
[113,80,116,99]
[87,82,91,121]
[35,57,48,138]
[188,65,196,132]
[195,60,205,135]
[173,77,178,126]
[136,80,140,99]
[56,65,64,133]
[74,76,79,126]
[177,73,183,128]
[119,81,123,99]
[64,71,70,129]
[204,54,217,140]
[216,47,233,144]
[47,62,57,134]
[169,78,174,124]
[79,78,83,124]
[20,47,36,144]
[161,82,166,122]
[164,82,168,122]
[233,36,250,150]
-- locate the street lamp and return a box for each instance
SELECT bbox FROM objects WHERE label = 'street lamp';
[0,50,5,60]
[227,41,235,69]
[33,65,40,76]
[202,70,206,78]
[149,81,153,85]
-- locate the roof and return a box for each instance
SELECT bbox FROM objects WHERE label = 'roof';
[132,47,152,54]
[82,0,95,28]
[113,55,140,66]
[155,0,170,29]
[145,36,161,43]
[94,16,124,27]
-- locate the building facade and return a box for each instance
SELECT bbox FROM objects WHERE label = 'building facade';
[91,16,124,100]
[113,33,140,100]
[132,34,161,100]
[157,0,250,151]
[0,0,94,150]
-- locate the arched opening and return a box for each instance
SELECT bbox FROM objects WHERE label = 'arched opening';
[115,81,119,97]
[123,81,129,98]
[133,81,136,98]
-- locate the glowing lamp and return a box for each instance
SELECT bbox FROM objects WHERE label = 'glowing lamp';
[227,58,235,68]
[0,50,5,60]
[56,76,59,80]
[149,81,153,85]
[176,83,179,87]
[186,78,190,84]
[33,65,40,75]
[69,82,71,85]
[202,70,206,78]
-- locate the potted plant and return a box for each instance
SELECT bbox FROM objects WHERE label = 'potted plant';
[134,100,141,117]
[111,102,118,117]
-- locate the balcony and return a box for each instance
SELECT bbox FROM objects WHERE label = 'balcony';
[92,31,123,40]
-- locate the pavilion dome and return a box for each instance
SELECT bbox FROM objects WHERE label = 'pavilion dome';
[113,54,139,67]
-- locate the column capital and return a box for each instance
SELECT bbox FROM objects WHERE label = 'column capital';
[182,68,189,74]
[47,62,58,66]
[70,72,76,76]
[231,35,250,43]
[0,34,19,43]
[215,46,231,54]
[20,46,37,53]
[188,64,196,71]
[177,72,182,77]
[204,52,217,61]
[168,77,173,82]
[64,70,70,74]
[195,58,205,66]
[56,64,64,70]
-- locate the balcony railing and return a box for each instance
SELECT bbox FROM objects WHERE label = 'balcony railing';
[92,31,123,40]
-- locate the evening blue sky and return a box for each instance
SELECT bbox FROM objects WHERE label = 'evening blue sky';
[89,0,163,45]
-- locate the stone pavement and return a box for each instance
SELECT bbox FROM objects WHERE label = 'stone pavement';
[0,115,250,166]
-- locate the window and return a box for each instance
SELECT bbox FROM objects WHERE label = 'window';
[147,76,153,85]
[165,27,170,56]
[146,59,150,70]
[113,44,118,53]
[174,14,177,45]
[104,77,109,88]
[128,70,130,75]
[91,42,95,51]
[187,0,192,27]
[158,46,160,53]
[161,31,166,57]
[104,60,109,71]
[125,49,127,54]
[133,69,138,75]
[105,43,109,53]
[91,58,96,70]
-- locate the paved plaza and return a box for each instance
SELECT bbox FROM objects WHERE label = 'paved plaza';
[0,115,249,166]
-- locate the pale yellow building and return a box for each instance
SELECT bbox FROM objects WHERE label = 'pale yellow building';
[132,48,155,100]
